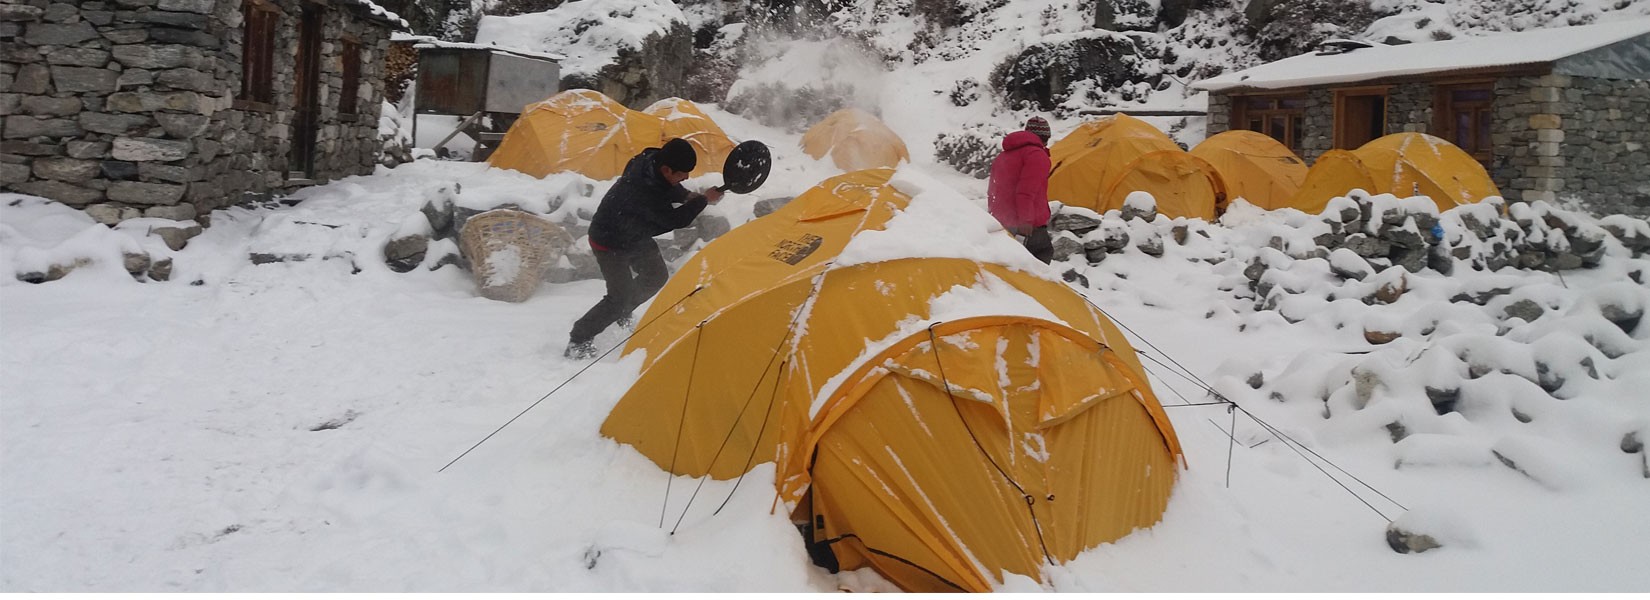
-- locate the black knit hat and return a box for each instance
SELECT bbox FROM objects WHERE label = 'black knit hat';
[657,138,698,172]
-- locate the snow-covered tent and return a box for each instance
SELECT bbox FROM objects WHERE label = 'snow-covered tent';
[486,89,663,180]
[643,98,736,179]
[1291,133,1501,213]
[800,109,911,172]
[1191,130,1309,211]
[600,168,1184,591]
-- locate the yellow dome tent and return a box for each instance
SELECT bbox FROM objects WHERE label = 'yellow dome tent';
[1047,134,1184,213]
[1289,133,1501,214]
[644,98,737,179]
[1353,132,1503,211]
[1190,130,1308,211]
[600,169,1184,592]
[1291,149,1378,215]
[1097,151,1226,220]
[800,108,911,171]
[487,89,665,181]
[1048,113,1178,168]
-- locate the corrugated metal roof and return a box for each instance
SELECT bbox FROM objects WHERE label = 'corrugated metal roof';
[1195,19,1650,92]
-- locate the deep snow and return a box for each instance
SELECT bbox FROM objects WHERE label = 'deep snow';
[6,0,1650,591]
[5,121,1648,589]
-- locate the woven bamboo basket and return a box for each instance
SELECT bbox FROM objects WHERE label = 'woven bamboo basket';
[458,209,573,302]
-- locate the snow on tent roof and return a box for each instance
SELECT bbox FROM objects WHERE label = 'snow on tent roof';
[1195,18,1650,92]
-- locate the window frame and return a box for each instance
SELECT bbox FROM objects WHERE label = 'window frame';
[1433,80,1497,166]
[236,0,280,111]
[339,36,362,117]
[1230,93,1310,156]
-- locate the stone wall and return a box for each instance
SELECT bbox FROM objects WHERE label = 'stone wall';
[1558,76,1650,217]
[1,0,390,227]
[1211,74,1650,217]
[1298,88,1334,161]
[1489,75,1549,204]
[1206,93,1230,134]
[1486,72,1650,214]
[1386,82,1430,134]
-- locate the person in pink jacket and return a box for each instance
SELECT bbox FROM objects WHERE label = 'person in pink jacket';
[987,116,1054,264]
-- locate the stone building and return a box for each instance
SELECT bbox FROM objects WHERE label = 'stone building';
[1195,20,1650,216]
[1,0,404,226]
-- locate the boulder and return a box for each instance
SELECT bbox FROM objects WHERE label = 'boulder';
[1599,301,1643,335]
[1369,272,1407,305]
[1364,329,1401,345]
[1385,522,1442,554]
[383,234,429,273]
[1501,299,1545,323]
[151,224,202,250]
[991,32,1166,112]
[149,257,173,281]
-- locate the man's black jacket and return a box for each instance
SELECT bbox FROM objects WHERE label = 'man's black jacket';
[587,148,708,250]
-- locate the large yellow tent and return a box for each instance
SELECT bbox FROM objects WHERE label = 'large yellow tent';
[644,98,736,178]
[601,169,1184,592]
[1098,151,1226,220]
[1289,133,1502,214]
[1291,149,1378,215]
[1047,134,1184,213]
[1353,132,1502,211]
[1049,113,1178,168]
[1190,130,1308,211]
[487,89,665,181]
[800,108,910,171]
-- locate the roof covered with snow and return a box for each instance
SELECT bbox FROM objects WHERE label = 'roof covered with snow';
[393,34,566,62]
[340,0,408,29]
[1195,19,1650,92]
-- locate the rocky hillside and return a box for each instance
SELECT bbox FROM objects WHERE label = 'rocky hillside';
[410,0,1648,175]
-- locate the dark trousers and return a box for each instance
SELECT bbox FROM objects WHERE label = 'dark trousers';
[1021,226,1053,264]
[570,239,668,343]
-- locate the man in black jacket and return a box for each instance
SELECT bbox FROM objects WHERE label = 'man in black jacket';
[566,138,722,359]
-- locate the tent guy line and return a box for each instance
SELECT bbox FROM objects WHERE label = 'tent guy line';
[665,269,829,534]
[436,285,707,474]
[1080,294,1408,522]
[662,321,709,530]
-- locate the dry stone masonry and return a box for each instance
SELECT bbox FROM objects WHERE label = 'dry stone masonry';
[2,0,396,237]
[1207,74,1650,217]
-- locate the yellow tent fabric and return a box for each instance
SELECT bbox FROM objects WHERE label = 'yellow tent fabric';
[1049,113,1178,168]
[644,98,736,178]
[1291,149,1378,215]
[1047,135,1183,213]
[487,89,665,181]
[1190,130,1308,211]
[1095,151,1225,220]
[800,109,911,171]
[600,169,1184,592]
[1353,132,1503,211]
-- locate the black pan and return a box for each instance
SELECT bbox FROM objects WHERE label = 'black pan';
[717,140,772,195]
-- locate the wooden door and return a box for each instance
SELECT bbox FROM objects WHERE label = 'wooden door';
[1334,88,1388,150]
[290,3,323,177]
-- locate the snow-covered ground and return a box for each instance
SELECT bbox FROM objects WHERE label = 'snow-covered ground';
[6,0,1650,590]
[5,124,1648,590]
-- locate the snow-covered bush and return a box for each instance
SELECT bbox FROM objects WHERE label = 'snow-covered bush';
[933,122,1008,179]
[990,31,1169,113]
[1251,0,1382,62]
